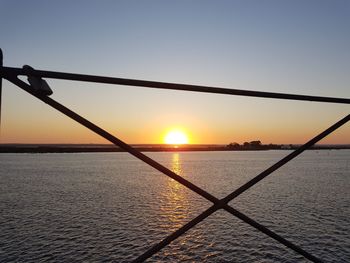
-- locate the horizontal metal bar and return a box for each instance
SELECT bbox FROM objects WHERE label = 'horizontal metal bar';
[1,66,349,104]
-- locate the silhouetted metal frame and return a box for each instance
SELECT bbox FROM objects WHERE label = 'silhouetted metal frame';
[1,63,349,263]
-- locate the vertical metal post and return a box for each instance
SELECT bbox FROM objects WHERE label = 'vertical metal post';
[0,48,3,137]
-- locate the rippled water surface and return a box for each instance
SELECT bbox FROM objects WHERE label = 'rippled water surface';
[0,150,349,262]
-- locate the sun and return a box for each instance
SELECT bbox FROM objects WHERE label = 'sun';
[164,130,189,145]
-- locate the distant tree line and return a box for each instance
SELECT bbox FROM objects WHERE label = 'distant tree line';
[227,140,284,150]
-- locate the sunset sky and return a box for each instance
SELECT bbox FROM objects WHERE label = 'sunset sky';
[0,0,349,144]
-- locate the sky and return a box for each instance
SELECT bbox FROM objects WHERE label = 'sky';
[0,0,349,144]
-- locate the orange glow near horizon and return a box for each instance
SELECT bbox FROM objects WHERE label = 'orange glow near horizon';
[164,129,189,145]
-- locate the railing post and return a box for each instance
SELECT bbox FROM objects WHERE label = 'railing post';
[0,48,3,136]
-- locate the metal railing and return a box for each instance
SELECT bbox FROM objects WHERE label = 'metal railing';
[0,49,349,262]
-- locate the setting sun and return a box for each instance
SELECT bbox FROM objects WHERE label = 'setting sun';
[164,130,189,145]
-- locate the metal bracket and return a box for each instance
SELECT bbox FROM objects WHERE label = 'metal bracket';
[23,65,53,96]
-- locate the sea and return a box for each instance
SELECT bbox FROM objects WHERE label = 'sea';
[0,150,349,262]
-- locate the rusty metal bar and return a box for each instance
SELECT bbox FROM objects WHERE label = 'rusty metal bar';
[1,66,349,104]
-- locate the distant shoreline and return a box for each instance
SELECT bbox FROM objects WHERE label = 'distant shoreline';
[1,144,349,153]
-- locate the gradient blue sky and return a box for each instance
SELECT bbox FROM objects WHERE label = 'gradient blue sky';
[0,0,349,144]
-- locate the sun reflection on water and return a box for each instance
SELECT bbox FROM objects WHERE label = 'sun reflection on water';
[159,153,191,231]
[157,153,207,257]
[171,153,182,178]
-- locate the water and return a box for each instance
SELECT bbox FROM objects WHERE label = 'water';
[0,150,349,262]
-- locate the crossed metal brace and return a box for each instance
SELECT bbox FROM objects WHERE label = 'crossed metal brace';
[0,55,349,262]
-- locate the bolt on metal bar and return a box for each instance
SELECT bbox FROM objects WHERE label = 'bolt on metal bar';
[134,114,349,262]
[1,66,350,104]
